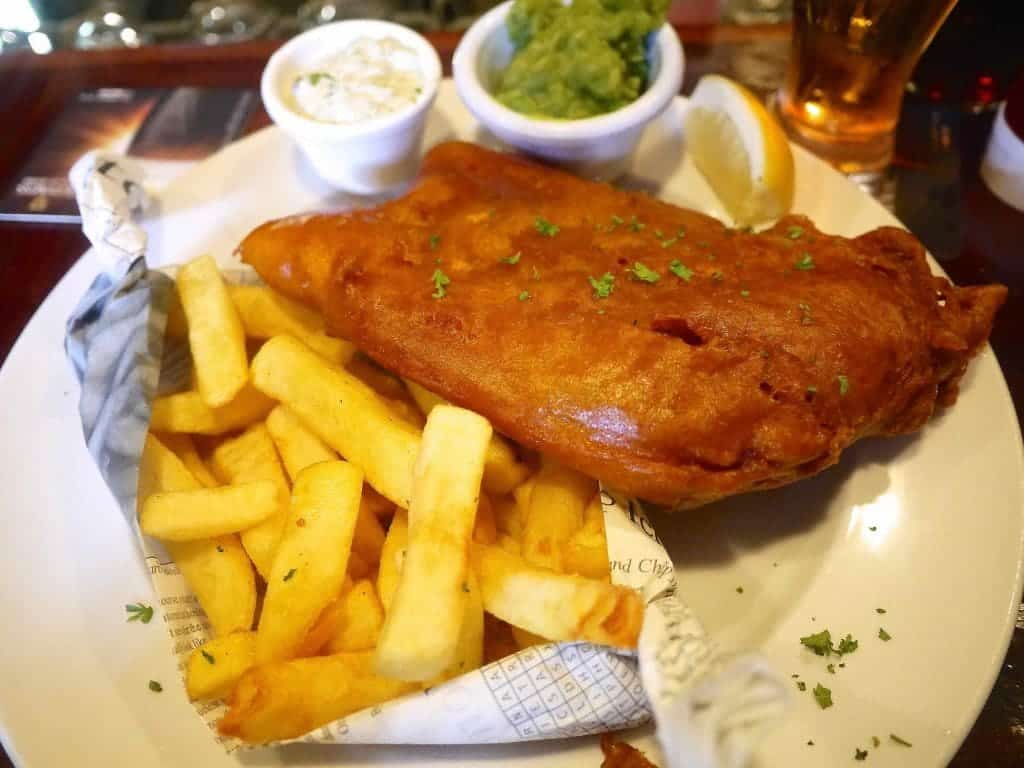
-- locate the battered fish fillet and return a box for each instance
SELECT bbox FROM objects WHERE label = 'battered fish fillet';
[241,142,1006,508]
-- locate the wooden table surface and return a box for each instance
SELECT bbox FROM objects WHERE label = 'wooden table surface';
[0,23,1022,768]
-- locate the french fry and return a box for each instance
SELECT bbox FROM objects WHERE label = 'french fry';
[141,481,283,542]
[228,285,356,366]
[563,495,610,581]
[496,534,521,556]
[257,461,363,665]
[473,495,497,544]
[404,378,529,495]
[325,579,385,654]
[376,511,408,613]
[157,433,219,488]
[219,652,417,744]
[177,255,248,407]
[185,632,257,701]
[513,478,534,520]
[265,404,337,481]
[210,423,291,579]
[492,495,521,539]
[353,500,386,565]
[521,460,595,572]
[294,587,348,658]
[472,544,643,649]
[438,570,483,680]
[137,435,255,636]
[375,406,492,682]
[149,384,276,435]
[250,335,421,508]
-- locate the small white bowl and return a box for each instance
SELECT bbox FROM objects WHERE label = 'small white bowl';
[261,20,442,194]
[453,1,684,179]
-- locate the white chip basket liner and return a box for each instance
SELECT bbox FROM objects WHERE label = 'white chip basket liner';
[64,153,788,768]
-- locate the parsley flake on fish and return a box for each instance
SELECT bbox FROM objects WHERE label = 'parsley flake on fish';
[534,217,560,237]
[431,268,450,299]
[589,273,615,299]
[629,262,661,283]
[669,260,693,282]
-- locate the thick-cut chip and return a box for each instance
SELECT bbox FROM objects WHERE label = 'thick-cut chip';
[219,652,417,743]
[257,461,363,665]
[228,284,355,365]
[149,384,275,435]
[513,479,534,520]
[376,511,407,613]
[473,495,497,545]
[404,379,529,495]
[496,534,521,556]
[521,460,595,572]
[563,494,610,580]
[177,255,248,407]
[158,433,219,488]
[251,335,421,508]
[137,435,255,636]
[353,500,386,565]
[375,406,492,682]
[437,570,483,680]
[472,545,643,649]
[186,632,257,701]
[265,404,337,481]
[141,481,282,541]
[492,495,521,539]
[325,579,385,654]
[210,423,291,579]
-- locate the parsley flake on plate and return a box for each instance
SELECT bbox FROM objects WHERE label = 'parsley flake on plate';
[669,260,693,282]
[125,602,153,624]
[813,683,833,709]
[736,586,744,594]
[800,629,834,656]
[500,251,521,265]
[202,649,216,664]
[871,736,880,748]
[890,734,912,747]
[589,273,615,299]
[827,663,836,674]
[795,252,815,270]
[628,262,661,283]
[878,627,892,641]
[534,216,560,237]
[431,268,450,299]
[854,747,868,761]
[148,680,163,693]
[876,608,887,614]
[796,681,807,691]
[837,634,858,655]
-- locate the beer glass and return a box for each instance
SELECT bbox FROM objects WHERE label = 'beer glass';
[775,0,958,173]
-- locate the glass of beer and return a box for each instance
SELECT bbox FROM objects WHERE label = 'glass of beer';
[775,0,958,173]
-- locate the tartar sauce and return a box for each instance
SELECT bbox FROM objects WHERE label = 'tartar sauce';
[293,36,424,125]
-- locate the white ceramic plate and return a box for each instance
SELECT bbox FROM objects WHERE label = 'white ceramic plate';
[1,81,1021,768]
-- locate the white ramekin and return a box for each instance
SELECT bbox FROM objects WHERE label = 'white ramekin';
[261,20,442,194]
[453,1,685,179]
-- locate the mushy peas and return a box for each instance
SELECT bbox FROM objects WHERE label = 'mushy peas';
[494,0,669,120]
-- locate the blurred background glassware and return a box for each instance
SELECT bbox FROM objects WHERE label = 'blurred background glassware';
[189,0,277,44]
[774,0,958,173]
[74,0,151,48]
[0,28,32,54]
[296,0,393,30]
[724,0,791,25]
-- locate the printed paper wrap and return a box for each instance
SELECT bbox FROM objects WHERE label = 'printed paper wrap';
[64,154,788,767]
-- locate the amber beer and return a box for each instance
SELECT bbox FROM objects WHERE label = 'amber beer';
[776,0,958,172]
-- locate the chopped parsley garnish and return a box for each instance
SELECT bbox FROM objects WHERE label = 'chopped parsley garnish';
[306,72,335,86]
[876,608,887,614]
[889,734,912,747]
[741,289,751,298]
[796,681,807,691]
[628,262,661,283]
[654,229,665,239]
[431,268,450,299]
[669,260,693,282]
[813,683,833,709]
[837,375,850,396]
[878,627,892,641]
[202,649,216,665]
[827,663,836,674]
[534,217,560,237]
[807,385,818,396]
[676,227,686,238]
[283,568,297,582]
[518,290,531,301]
[786,226,804,240]
[854,747,868,761]
[807,740,814,746]
[531,266,541,281]
[148,680,163,692]
[795,253,815,270]
[712,270,724,282]
[800,629,834,656]
[836,634,859,655]
[660,237,677,248]
[126,602,154,624]
[428,234,441,251]
[500,251,521,265]
[629,216,645,232]
[697,240,709,248]
[589,273,615,299]
[798,301,813,325]
[736,586,744,594]
[868,525,877,531]
[609,214,624,229]
[871,736,880,748]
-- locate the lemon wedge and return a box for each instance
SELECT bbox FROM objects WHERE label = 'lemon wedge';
[684,74,795,227]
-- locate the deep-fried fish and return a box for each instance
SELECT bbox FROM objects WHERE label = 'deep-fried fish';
[241,142,1005,508]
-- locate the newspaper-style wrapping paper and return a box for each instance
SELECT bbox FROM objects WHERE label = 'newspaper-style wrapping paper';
[65,154,788,767]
